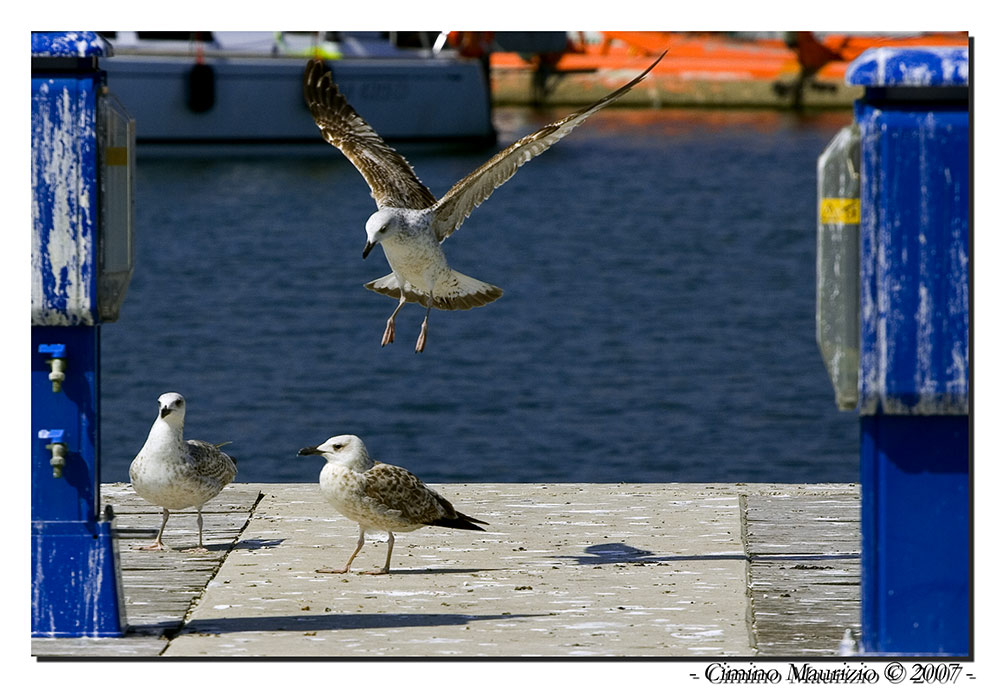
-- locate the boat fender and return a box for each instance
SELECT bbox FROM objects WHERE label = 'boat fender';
[187,62,216,113]
[448,31,495,58]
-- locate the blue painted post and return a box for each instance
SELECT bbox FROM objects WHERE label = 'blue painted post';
[31,31,134,637]
[844,47,969,655]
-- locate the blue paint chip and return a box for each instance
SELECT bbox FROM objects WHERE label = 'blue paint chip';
[38,343,66,358]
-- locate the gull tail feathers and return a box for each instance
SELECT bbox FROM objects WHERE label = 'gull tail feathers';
[364,273,416,301]
[429,512,489,531]
[435,270,503,310]
[364,272,502,311]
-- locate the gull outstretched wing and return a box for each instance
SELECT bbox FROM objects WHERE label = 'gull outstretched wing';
[303,59,437,210]
[430,50,666,242]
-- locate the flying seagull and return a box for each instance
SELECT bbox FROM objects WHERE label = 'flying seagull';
[129,392,237,552]
[304,51,666,352]
[298,434,487,575]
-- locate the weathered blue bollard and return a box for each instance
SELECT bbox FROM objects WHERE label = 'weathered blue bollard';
[818,46,969,655]
[31,31,135,637]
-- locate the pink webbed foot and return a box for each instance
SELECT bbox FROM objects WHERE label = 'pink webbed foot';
[134,541,171,551]
[381,319,395,347]
[415,321,428,353]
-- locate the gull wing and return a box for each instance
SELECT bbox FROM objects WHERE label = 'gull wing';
[362,463,455,525]
[430,50,666,242]
[186,439,237,485]
[361,463,487,530]
[303,59,437,210]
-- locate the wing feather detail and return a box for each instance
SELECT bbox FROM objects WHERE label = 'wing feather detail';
[303,59,437,210]
[186,439,237,485]
[430,51,666,242]
[362,463,455,525]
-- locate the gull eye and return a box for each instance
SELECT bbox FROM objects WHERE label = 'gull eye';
[333,443,344,450]
[379,225,388,233]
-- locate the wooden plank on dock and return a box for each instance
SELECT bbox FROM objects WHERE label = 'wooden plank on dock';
[743,486,861,656]
[32,482,261,658]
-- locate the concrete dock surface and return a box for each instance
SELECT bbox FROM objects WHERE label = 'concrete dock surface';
[32,482,859,658]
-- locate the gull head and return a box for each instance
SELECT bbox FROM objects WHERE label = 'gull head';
[157,392,187,425]
[363,208,404,259]
[298,434,366,460]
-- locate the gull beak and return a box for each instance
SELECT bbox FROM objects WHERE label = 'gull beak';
[298,446,322,456]
[160,407,172,419]
[362,240,375,259]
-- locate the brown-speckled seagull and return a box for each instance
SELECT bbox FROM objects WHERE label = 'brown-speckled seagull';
[298,434,487,575]
[303,51,666,352]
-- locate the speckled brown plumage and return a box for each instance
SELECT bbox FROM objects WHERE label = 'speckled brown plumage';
[298,434,486,574]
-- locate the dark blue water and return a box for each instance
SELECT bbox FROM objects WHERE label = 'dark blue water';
[100,107,859,484]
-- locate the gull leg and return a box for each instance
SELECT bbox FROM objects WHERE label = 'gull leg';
[317,526,365,574]
[415,300,432,353]
[135,508,172,550]
[182,507,210,553]
[382,296,407,347]
[362,532,394,575]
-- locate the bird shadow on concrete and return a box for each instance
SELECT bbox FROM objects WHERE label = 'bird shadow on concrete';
[556,542,859,566]
[232,538,286,550]
[178,611,548,635]
[555,542,747,566]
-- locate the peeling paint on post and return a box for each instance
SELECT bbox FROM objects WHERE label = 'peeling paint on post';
[31,69,99,325]
[31,31,129,638]
[845,46,969,656]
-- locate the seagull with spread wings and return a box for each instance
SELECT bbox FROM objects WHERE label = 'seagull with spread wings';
[303,51,665,352]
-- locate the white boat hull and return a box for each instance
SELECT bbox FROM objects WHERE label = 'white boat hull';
[101,55,494,143]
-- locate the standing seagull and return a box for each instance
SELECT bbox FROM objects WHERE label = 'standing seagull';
[129,393,237,552]
[304,51,666,352]
[298,434,487,575]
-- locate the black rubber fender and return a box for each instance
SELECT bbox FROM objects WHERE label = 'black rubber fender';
[187,62,216,113]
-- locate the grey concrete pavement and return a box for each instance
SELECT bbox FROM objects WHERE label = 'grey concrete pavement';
[165,483,754,657]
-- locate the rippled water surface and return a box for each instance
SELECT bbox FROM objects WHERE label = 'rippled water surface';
[100,107,859,484]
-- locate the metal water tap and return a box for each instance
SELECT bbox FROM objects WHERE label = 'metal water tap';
[38,344,67,392]
[39,429,67,478]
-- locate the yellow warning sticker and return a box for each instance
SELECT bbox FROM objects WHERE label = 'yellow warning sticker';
[819,198,860,225]
[105,146,129,167]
